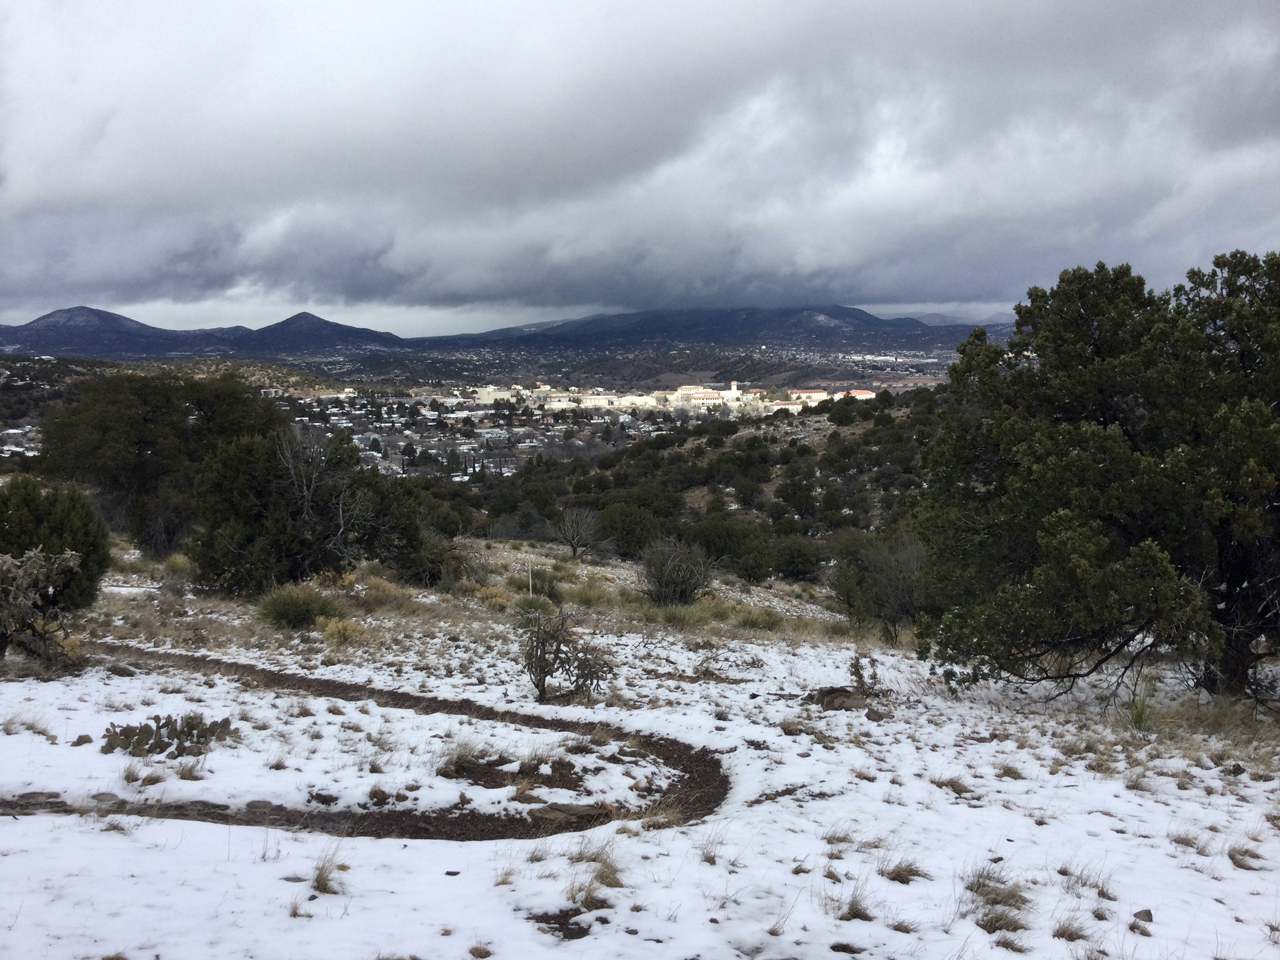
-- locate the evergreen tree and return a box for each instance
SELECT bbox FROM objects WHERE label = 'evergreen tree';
[915,252,1280,695]
[39,374,286,555]
[0,475,109,610]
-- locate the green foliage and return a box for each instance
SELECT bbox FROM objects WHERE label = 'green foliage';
[914,251,1280,693]
[38,374,286,554]
[685,513,774,581]
[832,528,923,645]
[596,502,663,559]
[189,430,440,593]
[100,712,235,758]
[515,608,613,702]
[0,474,109,609]
[773,535,820,581]
[257,584,346,629]
[0,548,82,663]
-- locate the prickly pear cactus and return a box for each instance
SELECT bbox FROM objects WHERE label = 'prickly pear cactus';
[101,712,236,757]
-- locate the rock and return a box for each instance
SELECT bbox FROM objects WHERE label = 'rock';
[529,802,607,823]
[806,686,866,711]
[864,707,893,722]
[1133,909,1153,922]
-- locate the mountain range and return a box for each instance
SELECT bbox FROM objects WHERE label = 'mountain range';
[0,305,1014,362]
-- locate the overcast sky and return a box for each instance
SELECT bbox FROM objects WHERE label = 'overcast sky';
[2,1,1278,334]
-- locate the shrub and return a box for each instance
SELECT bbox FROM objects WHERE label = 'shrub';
[317,616,370,648]
[257,585,345,629]
[554,507,602,558]
[0,474,109,609]
[773,535,820,581]
[0,548,83,664]
[596,503,662,559]
[515,607,613,702]
[642,540,712,606]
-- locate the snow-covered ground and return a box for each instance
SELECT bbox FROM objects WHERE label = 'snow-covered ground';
[3,576,1279,960]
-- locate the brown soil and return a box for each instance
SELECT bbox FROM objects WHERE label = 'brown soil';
[0,641,730,842]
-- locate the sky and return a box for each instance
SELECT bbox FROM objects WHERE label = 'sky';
[1,1,1278,336]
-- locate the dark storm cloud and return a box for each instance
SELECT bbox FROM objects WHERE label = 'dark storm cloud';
[1,1,1278,331]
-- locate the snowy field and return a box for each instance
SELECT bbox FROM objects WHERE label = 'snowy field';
[3,571,1280,960]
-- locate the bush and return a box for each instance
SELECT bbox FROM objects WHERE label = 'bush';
[38,373,286,555]
[642,540,712,606]
[774,535,820,581]
[257,585,345,629]
[596,503,662,559]
[515,607,613,702]
[0,474,109,609]
[0,548,83,664]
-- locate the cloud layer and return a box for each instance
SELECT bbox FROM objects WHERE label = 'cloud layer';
[2,1,1278,332]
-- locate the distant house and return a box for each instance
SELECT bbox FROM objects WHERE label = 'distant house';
[791,389,830,405]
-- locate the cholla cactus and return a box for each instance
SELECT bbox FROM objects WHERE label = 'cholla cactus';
[0,548,81,664]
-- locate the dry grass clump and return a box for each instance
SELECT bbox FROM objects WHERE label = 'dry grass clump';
[434,737,483,777]
[1052,916,1089,942]
[697,827,727,866]
[560,576,612,608]
[976,908,1027,934]
[565,873,612,912]
[317,616,370,649]
[468,942,493,958]
[476,585,511,609]
[1227,843,1263,870]
[836,881,875,922]
[995,763,1025,780]
[878,857,930,885]
[311,844,349,894]
[258,584,345,629]
[930,775,973,796]
[965,865,1030,910]
[175,758,203,781]
[350,576,414,613]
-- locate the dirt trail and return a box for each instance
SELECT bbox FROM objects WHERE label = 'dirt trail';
[0,642,730,841]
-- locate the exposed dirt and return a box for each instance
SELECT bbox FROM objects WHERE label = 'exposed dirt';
[0,641,730,842]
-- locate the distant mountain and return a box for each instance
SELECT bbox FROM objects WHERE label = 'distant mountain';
[0,308,409,360]
[0,304,1012,362]
[0,306,246,358]
[234,312,407,354]
[408,305,1009,353]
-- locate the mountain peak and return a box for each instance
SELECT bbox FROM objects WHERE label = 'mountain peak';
[25,306,151,332]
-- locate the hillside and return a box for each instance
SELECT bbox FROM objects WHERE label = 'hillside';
[1,305,1013,362]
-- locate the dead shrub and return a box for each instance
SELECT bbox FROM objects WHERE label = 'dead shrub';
[318,616,370,649]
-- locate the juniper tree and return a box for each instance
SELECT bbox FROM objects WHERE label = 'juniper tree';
[914,251,1280,696]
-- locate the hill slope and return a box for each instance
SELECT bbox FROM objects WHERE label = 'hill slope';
[1,305,1012,361]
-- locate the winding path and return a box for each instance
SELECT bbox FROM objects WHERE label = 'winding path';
[0,642,730,841]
